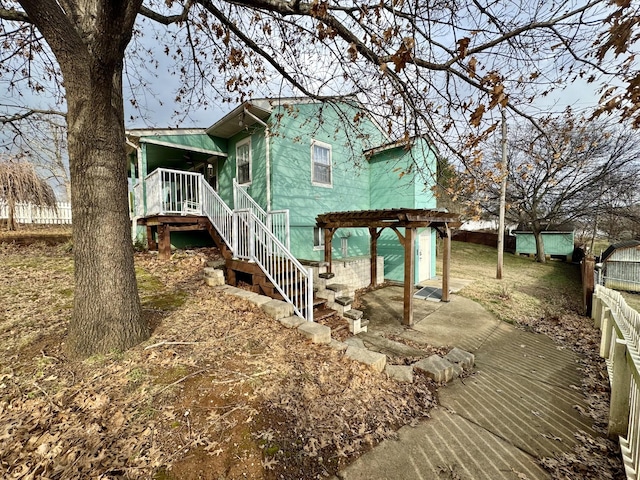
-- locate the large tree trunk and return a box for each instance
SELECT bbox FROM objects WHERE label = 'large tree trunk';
[17,0,148,357]
[63,62,148,357]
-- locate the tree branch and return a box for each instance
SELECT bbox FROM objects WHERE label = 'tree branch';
[0,6,30,23]
[0,107,66,124]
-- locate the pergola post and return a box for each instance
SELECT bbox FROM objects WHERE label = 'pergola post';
[369,227,381,287]
[403,227,415,326]
[442,224,451,302]
[324,227,336,273]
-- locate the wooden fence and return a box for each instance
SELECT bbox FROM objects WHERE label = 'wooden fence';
[0,201,72,225]
[592,285,640,479]
[452,230,516,252]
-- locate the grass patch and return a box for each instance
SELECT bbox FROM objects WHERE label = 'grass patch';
[443,241,582,323]
[621,291,640,312]
[141,291,188,310]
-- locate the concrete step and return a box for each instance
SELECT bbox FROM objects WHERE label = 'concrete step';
[326,283,351,297]
[344,309,363,320]
[335,296,352,306]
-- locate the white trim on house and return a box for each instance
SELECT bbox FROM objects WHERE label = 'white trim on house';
[311,139,332,188]
[139,138,228,156]
[313,226,325,251]
[236,137,252,185]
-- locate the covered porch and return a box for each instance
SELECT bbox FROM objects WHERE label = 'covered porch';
[316,208,461,326]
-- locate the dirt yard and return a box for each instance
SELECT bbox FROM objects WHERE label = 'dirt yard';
[0,235,438,479]
[0,228,626,479]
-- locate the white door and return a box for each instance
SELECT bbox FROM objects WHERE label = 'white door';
[418,230,431,282]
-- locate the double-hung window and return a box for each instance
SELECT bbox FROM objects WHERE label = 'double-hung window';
[311,140,332,186]
[236,138,251,185]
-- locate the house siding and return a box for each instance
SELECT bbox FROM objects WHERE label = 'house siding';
[603,245,640,292]
[269,103,382,261]
[369,139,437,282]
[129,101,442,285]
[217,129,267,209]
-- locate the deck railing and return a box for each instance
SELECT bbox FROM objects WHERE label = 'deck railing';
[0,201,72,224]
[234,209,312,321]
[201,179,233,249]
[593,285,640,479]
[141,168,203,216]
[137,168,309,321]
[233,178,290,249]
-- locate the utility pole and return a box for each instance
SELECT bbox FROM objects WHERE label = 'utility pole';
[497,108,508,280]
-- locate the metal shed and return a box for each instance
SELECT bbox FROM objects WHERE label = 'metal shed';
[599,240,640,292]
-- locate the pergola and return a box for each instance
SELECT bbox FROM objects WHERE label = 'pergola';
[316,208,462,326]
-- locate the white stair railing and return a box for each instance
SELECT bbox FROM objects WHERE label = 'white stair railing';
[233,179,290,248]
[234,178,267,224]
[141,169,309,321]
[201,179,233,249]
[235,209,313,321]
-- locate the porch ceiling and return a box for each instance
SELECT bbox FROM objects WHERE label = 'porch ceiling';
[316,208,462,230]
[206,103,272,138]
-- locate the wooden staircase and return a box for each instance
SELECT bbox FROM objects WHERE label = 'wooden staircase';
[214,251,335,321]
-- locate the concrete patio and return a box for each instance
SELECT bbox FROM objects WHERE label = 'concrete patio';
[337,284,598,480]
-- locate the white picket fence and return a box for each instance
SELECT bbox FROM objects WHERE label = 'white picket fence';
[0,201,72,224]
[593,285,640,479]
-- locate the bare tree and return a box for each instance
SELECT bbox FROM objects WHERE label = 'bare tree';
[0,0,628,356]
[2,113,71,201]
[0,155,56,230]
[477,114,640,262]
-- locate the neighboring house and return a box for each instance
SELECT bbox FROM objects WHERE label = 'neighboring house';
[514,227,575,261]
[598,240,640,292]
[126,98,448,320]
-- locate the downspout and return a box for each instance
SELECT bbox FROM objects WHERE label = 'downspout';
[243,108,270,211]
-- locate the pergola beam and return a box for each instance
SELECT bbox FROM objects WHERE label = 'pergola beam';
[316,208,461,326]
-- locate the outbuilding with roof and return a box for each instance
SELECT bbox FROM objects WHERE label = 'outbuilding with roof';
[598,240,640,292]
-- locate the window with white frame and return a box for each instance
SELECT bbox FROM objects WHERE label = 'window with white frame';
[311,140,332,186]
[313,227,325,250]
[236,138,251,185]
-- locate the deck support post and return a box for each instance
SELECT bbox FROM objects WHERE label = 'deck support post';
[442,224,451,302]
[146,225,157,251]
[158,224,171,260]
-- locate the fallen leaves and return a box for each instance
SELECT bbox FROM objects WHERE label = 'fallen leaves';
[1,245,439,480]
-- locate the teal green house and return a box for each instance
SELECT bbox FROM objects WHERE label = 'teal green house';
[127,98,439,286]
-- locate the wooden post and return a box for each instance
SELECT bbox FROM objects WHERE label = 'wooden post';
[497,108,508,280]
[583,256,595,317]
[369,227,381,287]
[146,225,158,251]
[403,227,415,326]
[324,228,335,273]
[442,225,451,302]
[158,224,171,260]
[608,338,631,437]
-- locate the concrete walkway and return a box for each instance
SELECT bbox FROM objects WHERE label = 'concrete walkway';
[339,288,597,480]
